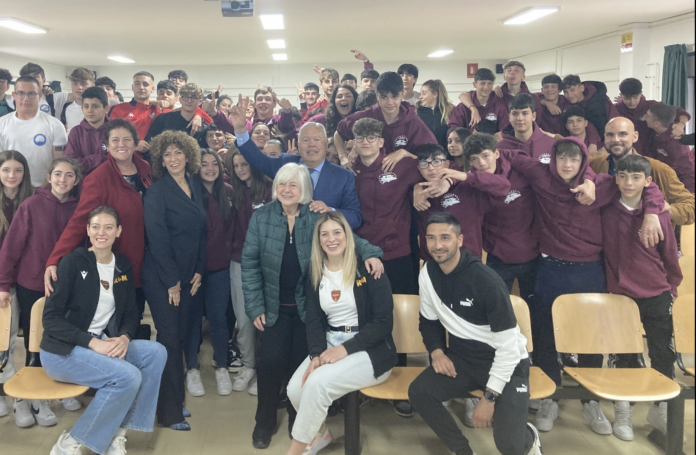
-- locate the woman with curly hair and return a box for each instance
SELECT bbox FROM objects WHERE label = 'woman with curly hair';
[309,84,358,138]
[142,130,206,431]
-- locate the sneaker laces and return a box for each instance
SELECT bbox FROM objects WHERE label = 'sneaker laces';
[38,400,53,414]
[614,403,632,427]
[189,370,202,383]
[236,366,254,381]
[588,402,607,421]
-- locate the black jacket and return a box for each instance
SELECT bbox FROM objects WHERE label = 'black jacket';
[304,258,397,378]
[417,105,448,149]
[584,81,611,137]
[41,248,139,356]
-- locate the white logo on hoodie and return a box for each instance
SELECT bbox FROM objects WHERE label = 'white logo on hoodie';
[539,153,551,164]
[441,193,460,208]
[505,190,521,204]
[378,172,397,184]
[394,135,408,148]
[486,113,498,122]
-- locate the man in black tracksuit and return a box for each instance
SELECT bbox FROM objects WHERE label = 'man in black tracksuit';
[408,212,542,455]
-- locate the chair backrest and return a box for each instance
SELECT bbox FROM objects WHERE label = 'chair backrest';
[552,293,644,355]
[392,294,428,354]
[510,295,533,352]
[677,255,695,297]
[29,297,46,353]
[0,302,11,352]
[673,294,695,355]
[681,224,695,256]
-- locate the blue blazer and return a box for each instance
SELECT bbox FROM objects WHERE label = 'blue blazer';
[238,140,363,229]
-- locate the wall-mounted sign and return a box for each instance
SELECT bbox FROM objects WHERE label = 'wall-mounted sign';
[467,63,479,78]
[621,32,633,53]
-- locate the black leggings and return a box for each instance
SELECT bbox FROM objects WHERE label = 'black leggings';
[16,284,44,366]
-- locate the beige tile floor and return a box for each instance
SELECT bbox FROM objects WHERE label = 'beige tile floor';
[1,312,694,455]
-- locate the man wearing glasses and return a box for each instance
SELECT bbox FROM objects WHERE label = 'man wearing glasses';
[145,83,210,147]
[0,75,67,187]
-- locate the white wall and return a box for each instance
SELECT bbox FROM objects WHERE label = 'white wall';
[0,52,67,88]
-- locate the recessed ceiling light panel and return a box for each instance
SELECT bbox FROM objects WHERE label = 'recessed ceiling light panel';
[272,53,288,61]
[107,56,135,64]
[0,18,47,34]
[260,14,284,30]
[267,39,286,49]
[428,49,454,58]
[504,7,559,25]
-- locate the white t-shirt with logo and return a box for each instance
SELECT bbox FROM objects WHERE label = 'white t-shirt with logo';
[0,111,68,187]
[319,266,358,327]
[6,94,52,115]
[88,255,116,336]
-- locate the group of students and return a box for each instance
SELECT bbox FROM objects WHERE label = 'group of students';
[0,52,692,455]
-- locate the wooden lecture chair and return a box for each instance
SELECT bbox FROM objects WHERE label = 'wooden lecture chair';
[681,223,695,257]
[677,255,694,297]
[673,293,695,378]
[0,302,11,373]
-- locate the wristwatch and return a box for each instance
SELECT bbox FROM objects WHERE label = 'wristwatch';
[483,390,498,403]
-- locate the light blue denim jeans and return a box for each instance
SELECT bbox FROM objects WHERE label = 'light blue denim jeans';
[40,340,167,454]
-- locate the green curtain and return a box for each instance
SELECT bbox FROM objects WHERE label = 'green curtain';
[662,44,687,108]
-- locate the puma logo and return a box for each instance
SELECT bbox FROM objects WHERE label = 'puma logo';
[517,384,528,393]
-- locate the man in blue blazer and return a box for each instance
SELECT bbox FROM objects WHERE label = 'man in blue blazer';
[215,95,363,229]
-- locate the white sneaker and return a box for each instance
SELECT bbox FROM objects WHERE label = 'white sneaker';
[526,422,543,455]
[583,401,612,435]
[647,402,687,442]
[528,399,541,414]
[0,397,8,417]
[612,401,634,441]
[248,380,258,396]
[186,369,205,397]
[50,430,82,455]
[32,399,58,427]
[61,398,82,411]
[216,368,233,396]
[463,398,478,428]
[442,400,452,407]
[302,422,332,455]
[104,429,127,455]
[534,399,558,432]
[13,398,35,427]
[232,366,256,392]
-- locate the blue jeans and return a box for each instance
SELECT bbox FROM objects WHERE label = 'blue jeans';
[40,340,167,454]
[532,256,607,386]
[185,268,231,369]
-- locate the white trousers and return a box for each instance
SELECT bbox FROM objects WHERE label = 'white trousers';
[229,260,256,369]
[0,288,19,383]
[287,330,391,443]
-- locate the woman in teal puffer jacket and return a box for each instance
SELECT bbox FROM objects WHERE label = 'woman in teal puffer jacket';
[242,162,383,449]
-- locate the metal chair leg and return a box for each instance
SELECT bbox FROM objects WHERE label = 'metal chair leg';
[344,391,361,455]
[666,394,686,455]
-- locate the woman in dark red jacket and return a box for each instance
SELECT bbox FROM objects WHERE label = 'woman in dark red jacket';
[44,119,152,320]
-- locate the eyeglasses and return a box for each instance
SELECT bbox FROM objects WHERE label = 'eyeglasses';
[14,91,39,100]
[418,159,445,169]
[180,96,200,102]
[354,135,381,143]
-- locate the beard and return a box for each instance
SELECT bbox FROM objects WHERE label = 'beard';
[609,143,633,161]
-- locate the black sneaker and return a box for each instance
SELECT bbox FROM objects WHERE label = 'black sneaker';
[393,400,414,417]
[252,428,272,449]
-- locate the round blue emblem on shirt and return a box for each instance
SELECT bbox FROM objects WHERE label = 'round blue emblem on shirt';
[40,104,50,113]
[33,134,47,146]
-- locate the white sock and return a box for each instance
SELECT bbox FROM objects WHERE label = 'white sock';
[115,428,127,438]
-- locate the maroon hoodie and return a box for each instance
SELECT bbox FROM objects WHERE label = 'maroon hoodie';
[510,137,665,263]
[337,102,437,154]
[0,187,78,293]
[204,183,236,272]
[602,198,681,299]
[230,181,272,263]
[535,93,572,135]
[353,152,422,261]
[418,168,510,260]
[0,197,16,251]
[498,123,556,164]
[646,129,695,193]
[65,117,109,175]
[500,82,543,124]
[448,92,509,133]
[483,149,539,264]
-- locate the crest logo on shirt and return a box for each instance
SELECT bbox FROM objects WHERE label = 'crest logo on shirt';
[80,271,88,280]
[485,113,498,122]
[114,274,128,284]
[331,290,341,302]
[39,104,50,113]
[378,172,397,184]
[394,135,408,148]
[102,144,107,151]
[505,190,522,204]
[539,153,551,164]
[460,298,473,307]
[127,112,135,118]
[441,193,460,208]
[657,148,668,157]
[33,134,47,146]
[149,112,155,119]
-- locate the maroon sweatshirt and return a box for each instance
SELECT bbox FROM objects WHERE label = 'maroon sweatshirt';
[482,149,539,264]
[498,123,556,164]
[510,137,665,263]
[418,168,510,260]
[0,188,77,293]
[230,181,273,263]
[448,92,510,133]
[500,82,543,124]
[0,197,16,251]
[65,118,108,175]
[353,152,422,261]
[614,96,690,155]
[204,183,236,272]
[646,129,695,193]
[535,93,572,135]
[337,102,437,154]
[602,198,681,299]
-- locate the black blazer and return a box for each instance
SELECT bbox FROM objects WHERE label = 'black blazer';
[143,172,207,289]
[304,258,397,378]
[41,248,139,356]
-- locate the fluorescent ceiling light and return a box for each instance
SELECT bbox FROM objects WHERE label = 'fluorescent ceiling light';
[0,18,47,34]
[260,14,284,30]
[272,54,288,61]
[504,7,559,25]
[428,49,454,58]
[267,39,286,49]
[107,56,135,64]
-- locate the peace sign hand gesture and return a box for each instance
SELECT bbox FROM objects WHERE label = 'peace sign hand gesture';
[230,94,250,134]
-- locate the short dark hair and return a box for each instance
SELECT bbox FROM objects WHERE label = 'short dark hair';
[414,143,447,162]
[360,69,379,80]
[474,68,495,82]
[426,212,461,236]
[133,71,155,81]
[474,119,498,135]
[254,85,275,101]
[168,70,188,82]
[541,74,563,89]
[649,103,677,126]
[341,73,357,83]
[216,94,232,107]
[157,79,178,94]
[509,93,536,113]
[562,74,582,88]
[356,89,377,111]
[397,64,419,79]
[14,75,40,90]
[89,206,121,227]
[0,69,12,83]
[504,61,526,73]
[104,118,140,147]
[555,140,583,159]
[307,107,324,118]
[376,72,404,97]
[352,118,383,137]
[450,127,472,145]
[81,86,108,107]
[563,105,587,124]
[19,63,45,79]
[114,91,124,102]
[619,78,642,97]
[463,133,498,160]
[617,154,652,178]
[303,82,320,92]
[95,76,116,91]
